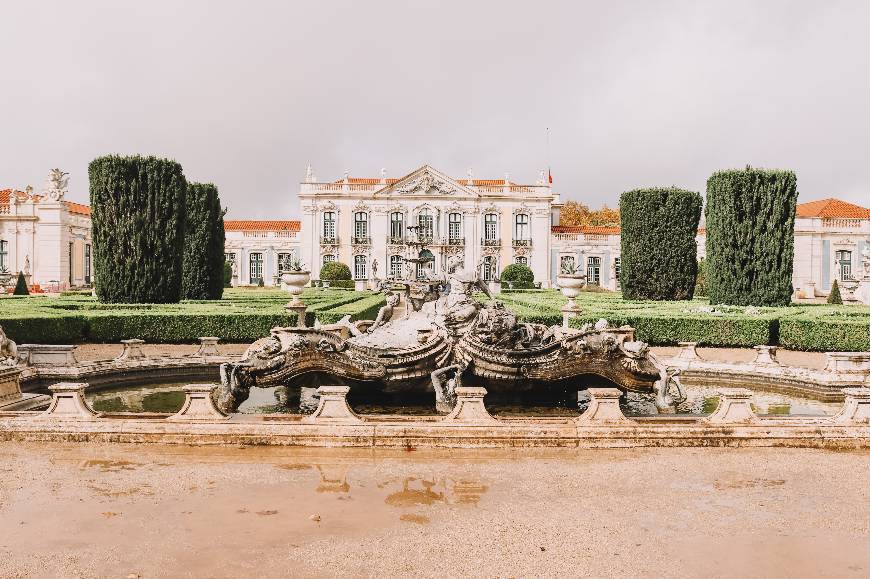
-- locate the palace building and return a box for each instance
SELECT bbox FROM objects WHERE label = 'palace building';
[223,220,301,286]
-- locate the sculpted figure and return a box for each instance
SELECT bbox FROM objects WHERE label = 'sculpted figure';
[368,291,401,332]
[0,326,19,366]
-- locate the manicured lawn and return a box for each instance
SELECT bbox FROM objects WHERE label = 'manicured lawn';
[0,288,384,344]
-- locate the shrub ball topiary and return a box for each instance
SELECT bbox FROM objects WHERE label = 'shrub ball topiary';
[181,183,225,300]
[706,166,798,306]
[619,187,703,300]
[13,271,29,295]
[320,261,352,281]
[827,279,843,304]
[89,155,187,303]
[500,263,535,289]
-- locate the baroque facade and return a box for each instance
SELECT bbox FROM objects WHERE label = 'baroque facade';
[0,170,93,290]
[299,165,559,285]
[224,220,301,286]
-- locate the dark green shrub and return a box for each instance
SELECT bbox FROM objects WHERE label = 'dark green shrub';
[706,167,798,306]
[619,187,702,300]
[223,262,233,288]
[89,155,187,303]
[827,279,842,304]
[320,261,352,281]
[182,183,225,300]
[324,279,355,289]
[257,277,265,287]
[500,264,535,288]
[13,271,29,295]
[695,258,708,297]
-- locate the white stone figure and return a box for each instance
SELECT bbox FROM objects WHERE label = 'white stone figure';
[305,163,316,183]
[44,168,69,201]
[23,255,30,276]
[371,259,378,278]
[0,326,19,367]
[380,168,387,181]
[466,168,474,182]
[862,243,870,279]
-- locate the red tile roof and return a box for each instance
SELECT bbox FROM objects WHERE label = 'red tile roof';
[0,188,31,204]
[64,201,91,216]
[796,198,870,219]
[224,220,300,232]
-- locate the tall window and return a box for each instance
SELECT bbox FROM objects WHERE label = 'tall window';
[323,254,336,265]
[514,214,530,242]
[69,242,74,285]
[277,252,293,274]
[484,213,498,242]
[0,240,7,271]
[587,256,601,285]
[322,211,336,241]
[390,211,404,241]
[482,255,496,281]
[249,252,263,284]
[614,257,621,283]
[389,255,403,279]
[354,212,368,242]
[85,244,92,284]
[560,255,575,272]
[836,250,852,280]
[417,249,434,280]
[515,256,528,266]
[448,212,462,243]
[417,209,433,240]
[354,255,367,280]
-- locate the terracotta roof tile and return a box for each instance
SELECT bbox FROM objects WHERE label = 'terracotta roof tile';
[796,198,870,219]
[552,225,621,235]
[224,220,301,232]
[64,201,91,216]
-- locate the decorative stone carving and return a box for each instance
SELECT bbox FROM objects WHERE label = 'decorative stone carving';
[0,327,19,367]
[43,168,69,201]
[396,170,457,195]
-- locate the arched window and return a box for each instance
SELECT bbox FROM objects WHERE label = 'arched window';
[836,250,852,281]
[515,256,528,266]
[354,255,367,280]
[484,213,498,243]
[390,211,404,242]
[482,255,496,281]
[322,211,336,241]
[417,209,433,240]
[323,254,336,265]
[514,214,530,243]
[389,255,404,279]
[417,249,434,280]
[448,212,463,244]
[353,212,368,243]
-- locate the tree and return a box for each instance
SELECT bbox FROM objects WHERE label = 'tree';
[89,155,188,303]
[500,263,535,288]
[827,279,843,304]
[320,261,352,281]
[560,201,620,227]
[13,271,29,295]
[182,183,225,300]
[224,261,233,288]
[706,166,798,306]
[620,187,702,300]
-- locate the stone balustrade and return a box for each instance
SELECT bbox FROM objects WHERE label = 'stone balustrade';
[169,384,228,421]
[443,387,498,424]
[115,339,146,361]
[41,382,98,419]
[303,386,363,424]
[18,344,78,367]
[193,337,221,357]
[575,388,632,424]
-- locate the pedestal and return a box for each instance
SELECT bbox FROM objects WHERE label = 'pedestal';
[303,386,363,424]
[705,388,758,424]
[285,303,307,328]
[194,337,221,357]
[576,388,631,424]
[560,304,582,328]
[443,387,498,424]
[753,345,779,366]
[169,384,228,421]
[115,339,146,361]
[42,382,98,418]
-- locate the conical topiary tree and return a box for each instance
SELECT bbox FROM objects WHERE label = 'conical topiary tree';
[181,183,226,300]
[827,279,843,304]
[13,271,29,295]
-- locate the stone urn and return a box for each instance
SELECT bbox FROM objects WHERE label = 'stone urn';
[281,270,311,306]
[557,274,586,311]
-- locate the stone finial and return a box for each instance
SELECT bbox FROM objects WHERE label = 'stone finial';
[537,169,545,185]
[343,170,350,183]
[43,383,98,418]
[576,388,631,424]
[466,168,474,183]
[305,163,316,183]
[194,337,221,357]
[303,386,363,424]
[705,388,758,424]
[443,386,498,424]
[169,384,228,421]
[43,168,69,202]
[753,345,779,365]
[676,342,700,361]
[380,168,387,183]
[831,387,870,424]
[115,339,146,361]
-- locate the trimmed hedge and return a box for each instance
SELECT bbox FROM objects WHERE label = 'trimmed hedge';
[706,167,798,306]
[182,182,225,300]
[90,155,188,303]
[619,187,702,300]
[500,264,535,289]
[320,262,352,281]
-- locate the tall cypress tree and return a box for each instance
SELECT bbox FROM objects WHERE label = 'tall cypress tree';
[89,155,187,303]
[620,187,703,300]
[182,182,225,300]
[706,166,797,306]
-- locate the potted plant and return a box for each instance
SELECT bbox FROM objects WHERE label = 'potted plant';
[280,257,311,306]
[557,262,586,311]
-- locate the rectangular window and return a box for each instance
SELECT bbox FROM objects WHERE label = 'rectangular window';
[482,256,496,281]
[0,240,7,272]
[322,212,336,241]
[836,250,852,281]
[354,212,368,243]
[323,254,336,265]
[354,255,367,280]
[389,255,403,279]
[418,211,433,240]
[614,257,621,282]
[587,256,601,285]
[448,213,462,243]
[85,244,92,283]
[515,214,530,241]
[277,252,293,274]
[515,256,528,266]
[249,252,263,284]
[390,212,404,241]
[560,255,575,273]
[484,214,497,242]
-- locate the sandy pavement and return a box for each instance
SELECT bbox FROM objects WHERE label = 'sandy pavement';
[0,442,868,578]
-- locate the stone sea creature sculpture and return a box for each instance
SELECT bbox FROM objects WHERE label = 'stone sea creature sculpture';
[0,326,20,367]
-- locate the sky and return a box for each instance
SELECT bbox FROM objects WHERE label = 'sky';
[1,0,868,219]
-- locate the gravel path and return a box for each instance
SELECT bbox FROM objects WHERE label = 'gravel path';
[0,442,867,577]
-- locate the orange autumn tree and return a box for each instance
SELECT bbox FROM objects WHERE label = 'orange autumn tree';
[559,201,620,227]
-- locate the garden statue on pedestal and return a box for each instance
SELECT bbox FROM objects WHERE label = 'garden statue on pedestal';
[0,326,19,367]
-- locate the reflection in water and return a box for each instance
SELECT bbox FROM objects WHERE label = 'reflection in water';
[385,477,446,507]
[316,465,351,494]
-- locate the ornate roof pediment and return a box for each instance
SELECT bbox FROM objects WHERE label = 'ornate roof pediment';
[376,165,477,198]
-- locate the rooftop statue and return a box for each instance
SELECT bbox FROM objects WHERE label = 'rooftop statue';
[44,168,69,202]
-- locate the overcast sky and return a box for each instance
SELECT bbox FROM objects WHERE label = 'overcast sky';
[2,0,868,218]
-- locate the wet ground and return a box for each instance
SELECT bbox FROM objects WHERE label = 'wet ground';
[0,442,868,577]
